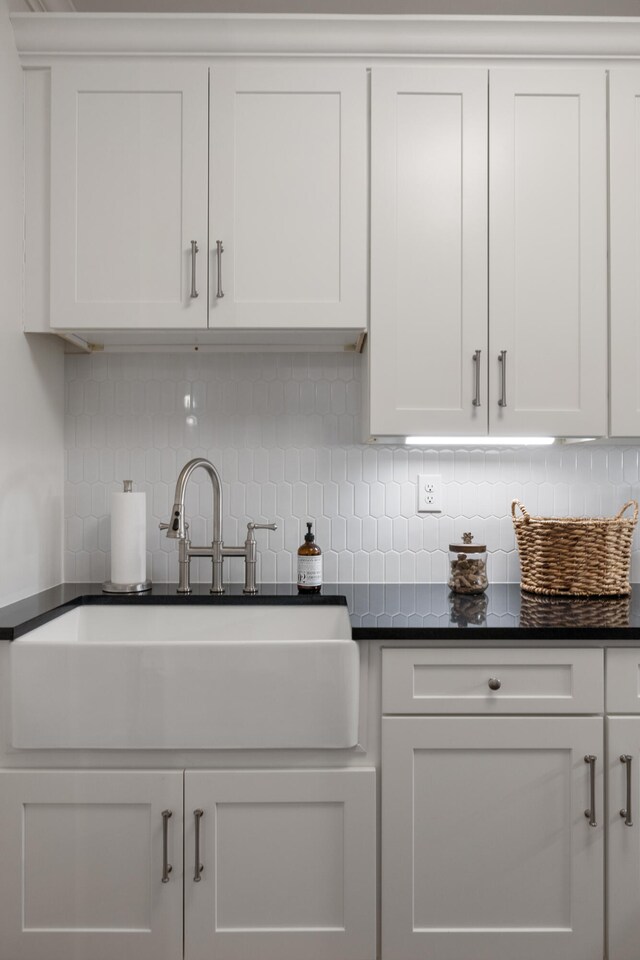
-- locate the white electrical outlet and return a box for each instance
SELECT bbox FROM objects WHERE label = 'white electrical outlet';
[417,474,443,513]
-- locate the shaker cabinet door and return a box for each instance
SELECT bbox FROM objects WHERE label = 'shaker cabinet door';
[184,768,376,960]
[50,63,209,330]
[607,718,640,960]
[489,68,607,437]
[382,716,604,960]
[369,67,488,437]
[0,769,183,960]
[209,65,367,330]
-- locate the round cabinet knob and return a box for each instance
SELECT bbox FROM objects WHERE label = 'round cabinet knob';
[488,677,502,691]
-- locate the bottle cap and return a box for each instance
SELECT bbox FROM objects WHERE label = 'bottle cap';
[305,522,315,542]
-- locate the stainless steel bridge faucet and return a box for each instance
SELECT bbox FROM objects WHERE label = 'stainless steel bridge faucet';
[161,457,276,594]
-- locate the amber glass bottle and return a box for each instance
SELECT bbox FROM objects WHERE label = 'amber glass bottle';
[297,522,322,593]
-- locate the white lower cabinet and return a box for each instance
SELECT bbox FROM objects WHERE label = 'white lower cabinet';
[0,767,376,960]
[184,768,376,960]
[381,645,606,960]
[607,718,640,960]
[382,715,604,960]
[0,769,184,960]
[607,651,640,960]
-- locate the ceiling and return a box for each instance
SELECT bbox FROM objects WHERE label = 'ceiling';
[10,0,640,13]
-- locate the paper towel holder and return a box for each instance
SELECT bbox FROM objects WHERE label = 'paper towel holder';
[103,480,152,594]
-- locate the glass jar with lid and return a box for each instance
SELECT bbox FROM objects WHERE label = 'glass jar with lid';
[448,532,488,594]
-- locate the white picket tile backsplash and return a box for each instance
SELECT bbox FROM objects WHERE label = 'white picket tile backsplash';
[65,352,640,584]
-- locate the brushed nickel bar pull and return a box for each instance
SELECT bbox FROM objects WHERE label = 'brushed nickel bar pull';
[190,241,199,299]
[194,809,204,881]
[161,809,173,882]
[498,350,507,407]
[472,350,481,407]
[584,755,597,827]
[216,240,225,299]
[621,755,633,826]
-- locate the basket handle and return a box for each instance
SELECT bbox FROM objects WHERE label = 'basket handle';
[614,500,639,524]
[511,499,531,522]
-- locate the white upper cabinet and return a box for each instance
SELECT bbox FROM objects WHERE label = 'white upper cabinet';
[368,66,607,439]
[44,62,366,337]
[489,68,607,437]
[369,67,488,436]
[610,69,640,437]
[208,65,367,329]
[49,63,209,330]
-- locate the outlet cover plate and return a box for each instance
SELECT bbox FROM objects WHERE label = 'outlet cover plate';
[417,474,443,513]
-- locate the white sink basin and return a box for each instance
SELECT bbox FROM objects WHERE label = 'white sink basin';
[10,604,359,749]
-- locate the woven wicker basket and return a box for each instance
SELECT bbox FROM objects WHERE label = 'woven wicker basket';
[511,499,639,597]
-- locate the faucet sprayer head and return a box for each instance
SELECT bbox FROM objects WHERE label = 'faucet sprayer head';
[166,503,187,539]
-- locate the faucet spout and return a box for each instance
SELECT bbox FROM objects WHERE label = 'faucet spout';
[167,457,223,543]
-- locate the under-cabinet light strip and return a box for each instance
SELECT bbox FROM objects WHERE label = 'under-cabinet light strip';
[404,436,558,446]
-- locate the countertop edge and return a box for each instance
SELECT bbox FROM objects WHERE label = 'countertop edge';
[3,583,640,643]
[0,585,350,640]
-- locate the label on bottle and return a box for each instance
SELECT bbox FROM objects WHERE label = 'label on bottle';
[297,555,323,587]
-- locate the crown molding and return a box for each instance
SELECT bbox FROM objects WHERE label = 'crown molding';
[9,12,640,59]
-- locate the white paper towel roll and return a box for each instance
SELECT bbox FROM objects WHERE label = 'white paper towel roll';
[110,487,147,585]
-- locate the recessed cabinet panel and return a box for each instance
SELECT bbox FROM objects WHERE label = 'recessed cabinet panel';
[412,747,572,930]
[382,717,604,960]
[23,802,152,930]
[393,93,463,411]
[75,91,182,304]
[489,69,607,436]
[234,92,340,303]
[610,70,640,436]
[215,801,345,930]
[184,768,376,960]
[0,770,183,960]
[369,67,488,436]
[209,65,366,329]
[512,95,580,412]
[50,63,208,330]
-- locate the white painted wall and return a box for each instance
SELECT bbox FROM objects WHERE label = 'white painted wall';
[0,0,64,606]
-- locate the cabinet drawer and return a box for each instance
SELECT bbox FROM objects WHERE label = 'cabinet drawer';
[606,649,640,712]
[382,648,603,715]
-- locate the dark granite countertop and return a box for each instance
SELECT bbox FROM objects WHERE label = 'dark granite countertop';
[2,582,640,644]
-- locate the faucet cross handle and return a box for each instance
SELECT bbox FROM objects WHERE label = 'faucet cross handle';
[243,522,277,595]
[246,522,278,538]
